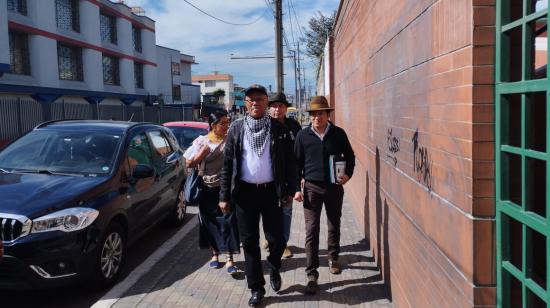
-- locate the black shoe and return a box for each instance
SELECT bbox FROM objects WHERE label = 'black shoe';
[248,290,265,307]
[305,279,318,295]
[270,269,282,292]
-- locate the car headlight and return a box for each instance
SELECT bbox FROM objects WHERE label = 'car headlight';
[31,208,99,233]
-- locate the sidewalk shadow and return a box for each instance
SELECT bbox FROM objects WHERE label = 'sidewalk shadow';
[287,240,373,257]
[268,274,388,305]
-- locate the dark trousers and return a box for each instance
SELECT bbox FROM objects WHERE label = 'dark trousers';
[235,181,284,291]
[303,180,344,279]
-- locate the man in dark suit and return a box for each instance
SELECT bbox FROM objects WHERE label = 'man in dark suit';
[294,96,355,294]
[219,84,299,307]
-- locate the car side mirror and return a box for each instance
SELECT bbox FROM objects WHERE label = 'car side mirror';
[133,164,154,179]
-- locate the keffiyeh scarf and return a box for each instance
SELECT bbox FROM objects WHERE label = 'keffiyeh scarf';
[244,114,271,157]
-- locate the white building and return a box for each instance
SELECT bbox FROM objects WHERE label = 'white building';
[156,45,200,119]
[0,0,198,110]
[192,72,234,111]
[156,46,199,105]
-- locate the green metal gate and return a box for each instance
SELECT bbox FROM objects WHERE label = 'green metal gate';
[496,0,549,307]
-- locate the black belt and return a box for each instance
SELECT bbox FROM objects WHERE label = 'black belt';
[239,180,275,189]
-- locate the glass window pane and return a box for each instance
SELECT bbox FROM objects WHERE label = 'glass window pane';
[8,31,30,75]
[56,0,79,32]
[148,131,172,157]
[525,92,546,152]
[132,26,142,52]
[172,86,181,100]
[527,17,547,80]
[502,152,522,206]
[528,0,549,15]
[102,55,119,85]
[134,62,143,89]
[128,133,153,167]
[57,43,83,81]
[501,94,522,148]
[100,13,117,44]
[503,0,524,25]
[526,157,546,218]
[8,0,27,15]
[526,226,547,290]
[502,214,523,271]
[527,288,546,308]
[503,270,523,308]
[502,26,524,82]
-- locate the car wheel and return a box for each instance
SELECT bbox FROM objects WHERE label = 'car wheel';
[92,222,126,289]
[167,187,186,227]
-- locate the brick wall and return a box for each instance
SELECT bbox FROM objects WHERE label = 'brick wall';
[331,0,496,307]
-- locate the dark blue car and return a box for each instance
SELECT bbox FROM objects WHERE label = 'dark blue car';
[0,120,187,289]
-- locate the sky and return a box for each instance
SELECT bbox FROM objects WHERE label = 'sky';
[123,0,340,96]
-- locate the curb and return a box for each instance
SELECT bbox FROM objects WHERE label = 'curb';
[91,214,199,308]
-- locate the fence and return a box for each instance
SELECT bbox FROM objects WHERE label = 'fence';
[0,98,194,147]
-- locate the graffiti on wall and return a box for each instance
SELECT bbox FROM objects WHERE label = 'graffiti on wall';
[412,129,433,191]
[386,128,399,167]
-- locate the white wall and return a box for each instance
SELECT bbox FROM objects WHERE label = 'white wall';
[0,1,9,67]
[156,46,181,104]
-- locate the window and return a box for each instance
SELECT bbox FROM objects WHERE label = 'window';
[171,62,180,75]
[496,2,550,307]
[57,43,83,81]
[205,80,216,87]
[8,31,30,75]
[128,133,153,168]
[102,55,119,85]
[7,0,27,15]
[134,62,144,89]
[100,13,117,44]
[172,86,181,101]
[148,131,172,157]
[56,0,80,32]
[132,26,142,52]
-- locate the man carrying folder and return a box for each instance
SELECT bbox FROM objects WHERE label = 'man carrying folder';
[294,96,355,295]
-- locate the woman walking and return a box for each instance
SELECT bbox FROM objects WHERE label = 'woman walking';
[184,110,239,274]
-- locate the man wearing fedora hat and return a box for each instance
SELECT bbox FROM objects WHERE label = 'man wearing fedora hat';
[265,92,303,259]
[294,95,355,294]
[219,84,298,306]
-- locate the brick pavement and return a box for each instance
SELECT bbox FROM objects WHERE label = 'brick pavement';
[111,196,393,307]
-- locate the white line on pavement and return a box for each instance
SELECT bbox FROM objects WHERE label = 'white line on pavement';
[91,212,199,308]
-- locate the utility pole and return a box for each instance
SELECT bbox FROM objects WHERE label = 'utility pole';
[275,0,284,93]
[296,42,303,122]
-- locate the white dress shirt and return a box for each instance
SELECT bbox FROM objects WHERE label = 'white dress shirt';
[311,122,331,141]
[240,133,274,184]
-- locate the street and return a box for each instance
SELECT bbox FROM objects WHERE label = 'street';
[0,210,197,308]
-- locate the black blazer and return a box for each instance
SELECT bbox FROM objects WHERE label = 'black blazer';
[219,117,297,203]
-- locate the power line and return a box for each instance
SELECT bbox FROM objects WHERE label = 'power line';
[289,0,305,39]
[285,0,297,48]
[182,0,267,26]
[263,0,275,17]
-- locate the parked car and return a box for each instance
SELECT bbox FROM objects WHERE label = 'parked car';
[0,120,186,289]
[163,121,209,151]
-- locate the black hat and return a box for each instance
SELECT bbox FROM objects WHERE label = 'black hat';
[244,84,268,97]
[268,92,290,106]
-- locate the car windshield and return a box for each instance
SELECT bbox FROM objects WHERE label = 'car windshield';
[168,127,208,149]
[0,129,122,176]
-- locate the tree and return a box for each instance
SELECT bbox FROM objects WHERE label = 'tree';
[212,88,226,104]
[302,11,336,60]
[212,88,225,98]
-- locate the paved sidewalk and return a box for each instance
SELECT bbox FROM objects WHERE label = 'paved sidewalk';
[109,196,393,307]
